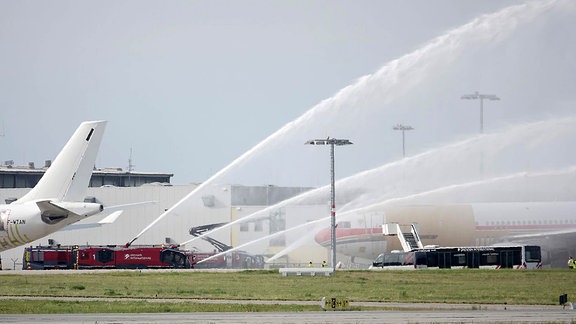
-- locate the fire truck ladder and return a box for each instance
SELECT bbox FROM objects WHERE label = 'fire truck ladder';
[188,223,232,253]
[382,223,424,252]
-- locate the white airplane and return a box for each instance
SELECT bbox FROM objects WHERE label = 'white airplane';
[0,120,107,252]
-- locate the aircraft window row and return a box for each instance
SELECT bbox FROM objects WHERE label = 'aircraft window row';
[484,219,576,226]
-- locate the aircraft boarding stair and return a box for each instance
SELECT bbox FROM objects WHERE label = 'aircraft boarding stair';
[382,223,424,252]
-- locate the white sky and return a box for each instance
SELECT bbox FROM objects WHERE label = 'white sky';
[1,0,574,185]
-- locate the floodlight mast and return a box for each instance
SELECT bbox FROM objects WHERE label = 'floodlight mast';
[392,124,414,158]
[461,91,500,134]
[305,137,352,271]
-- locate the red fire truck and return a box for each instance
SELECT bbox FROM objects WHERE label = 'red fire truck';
[23,245,192,270]
[23,222,268,270]
[23,244,265,270]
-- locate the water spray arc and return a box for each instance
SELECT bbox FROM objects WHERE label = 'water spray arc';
[193,115,576,266]
[235,116,576,264]
[122,0,572,264]
[199,166,576,265]
[265,166,576,263]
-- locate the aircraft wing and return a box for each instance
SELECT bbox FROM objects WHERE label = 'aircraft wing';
[63,211,123,230]
[102,201,157,214]
[61,223,104,230]
[60,212,120,231]
[60,200,156,231]
[98,211,123,224]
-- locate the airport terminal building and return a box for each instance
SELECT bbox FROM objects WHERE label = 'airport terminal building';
[0,163,328,269]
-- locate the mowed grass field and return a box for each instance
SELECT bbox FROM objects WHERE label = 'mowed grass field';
[0,269,575,313]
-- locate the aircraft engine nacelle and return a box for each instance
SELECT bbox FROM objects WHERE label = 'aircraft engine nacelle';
[58,202,104,217]
[38,201,104,225]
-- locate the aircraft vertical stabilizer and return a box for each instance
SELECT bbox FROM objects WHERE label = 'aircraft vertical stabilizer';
[13,121,107,204]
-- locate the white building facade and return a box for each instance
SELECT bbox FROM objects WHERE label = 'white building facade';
[0,183,329,269]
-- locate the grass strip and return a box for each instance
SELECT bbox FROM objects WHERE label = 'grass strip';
[0,299,324,314]
[0,269,574,314]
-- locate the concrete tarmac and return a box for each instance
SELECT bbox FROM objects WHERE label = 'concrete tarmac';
[2,309,576,323]
[0,296,575,323]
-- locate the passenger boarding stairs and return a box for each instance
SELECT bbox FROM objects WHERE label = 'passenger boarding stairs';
[382,223,424,252]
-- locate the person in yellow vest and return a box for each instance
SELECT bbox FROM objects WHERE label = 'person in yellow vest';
[569,256,575,269]
[308,261,313,268]
[322,260,327,268]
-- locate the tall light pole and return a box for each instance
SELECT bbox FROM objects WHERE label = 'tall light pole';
[305,137,353,271]
[393,124,414,158]
[460,91,500,134]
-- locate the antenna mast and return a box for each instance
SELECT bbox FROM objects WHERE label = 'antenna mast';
[128,148,135,172]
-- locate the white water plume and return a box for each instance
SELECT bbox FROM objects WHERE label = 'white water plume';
[130,0,576,249]
[189,115,576,254]
[267,166,576,262]
[201,166,576,263]
[336,115,576,212]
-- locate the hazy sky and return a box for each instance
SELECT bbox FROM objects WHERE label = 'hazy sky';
[1,0,572,185]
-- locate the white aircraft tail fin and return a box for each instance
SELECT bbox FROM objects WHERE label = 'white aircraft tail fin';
[15,121,107,204]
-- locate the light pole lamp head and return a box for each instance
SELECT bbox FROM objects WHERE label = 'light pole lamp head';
[482,94,500,101]
[461,91,480,100]
[393,124,414,131]
[305,138,353,146]
[331,139,353,146]
[305,139,327,145]
[461,92,500,101]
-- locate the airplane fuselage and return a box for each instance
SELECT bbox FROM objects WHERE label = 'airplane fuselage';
[316,202,576,266]
[0,201,103,252]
